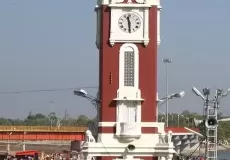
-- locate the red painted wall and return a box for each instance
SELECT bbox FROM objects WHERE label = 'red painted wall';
[98,5,158,133]
[0,132,85,141]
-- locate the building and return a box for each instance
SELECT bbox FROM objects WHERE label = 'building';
[80,0,175,160]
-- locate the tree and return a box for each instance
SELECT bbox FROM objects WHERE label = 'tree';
[76,115,90,126]
[218,112,223,119]
[0,110,230,142]
[48,112,58,127]
[181,110,190,115]
[0,112,92,126]
[218,124,226,142]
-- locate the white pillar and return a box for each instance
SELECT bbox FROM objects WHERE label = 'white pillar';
[157,5,162,46]
[23,143,26,151]
[159,157,166,160]
[84,155,92,160]
[7,143,10,152]
[166,154,173,160]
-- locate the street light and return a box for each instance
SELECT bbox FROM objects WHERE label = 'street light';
[73,89,88,98]
[157,91,185,124]
[73,89,101,109]
[157,91,185,107]
[73,89,101,140]
[192,87,230,105]
[162,58,172,127]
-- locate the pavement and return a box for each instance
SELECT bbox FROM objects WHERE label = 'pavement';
[180,145,230,156]
[0,141,71,153]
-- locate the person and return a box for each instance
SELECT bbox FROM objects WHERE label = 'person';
[198,156,204,160]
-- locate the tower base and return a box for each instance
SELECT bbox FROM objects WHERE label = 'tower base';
[81,122,175,160]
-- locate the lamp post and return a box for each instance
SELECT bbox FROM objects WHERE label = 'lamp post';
[157,91,185,123]
[73,89,101,141]
[169,113,173,126]
[185,117,189,127]
[7,132,12,153]
[177,114,183,127]
[49,101,62,129]
[162,58,172,127]
[48,112,56,130]
[177,114,180,127]
[23,132,27,151]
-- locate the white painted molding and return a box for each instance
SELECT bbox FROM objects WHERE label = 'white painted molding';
[157,5,161,46]
[97,122,198,136]
[111,0,124,3]
[109,9,149,46]
[98,0,160,6]
[108,4,151,8]
[82,141,175,157]
[115,43,143,137]
[143,7,149,46]
[98,122,165,130]
[135,0,145,3]
[119,43,139,88]
[95,5,101,49]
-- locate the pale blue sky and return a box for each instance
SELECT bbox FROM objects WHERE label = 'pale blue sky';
[0,0,230,119]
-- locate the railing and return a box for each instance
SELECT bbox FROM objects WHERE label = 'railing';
[0,126,88,132]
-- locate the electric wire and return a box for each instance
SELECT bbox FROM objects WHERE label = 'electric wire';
[92,122,111,156]
[90,101,111,156]
[0,86,98,95]
[83,97,111,156]
[187,142,202,158]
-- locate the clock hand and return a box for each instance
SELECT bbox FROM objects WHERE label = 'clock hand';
[127,16,131,33]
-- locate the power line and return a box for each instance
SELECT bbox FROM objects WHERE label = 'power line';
[0,86,98,95]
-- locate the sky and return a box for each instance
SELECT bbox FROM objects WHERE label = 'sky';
[0,0,230,119]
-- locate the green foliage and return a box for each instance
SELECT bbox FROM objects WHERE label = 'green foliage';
[159,110,230,141]
[0,110,230,141]
[0,112,94,127]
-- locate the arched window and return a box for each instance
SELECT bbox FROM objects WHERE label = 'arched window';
[116,44,141,136]
[124,51,135,87]
[119,43,139,88]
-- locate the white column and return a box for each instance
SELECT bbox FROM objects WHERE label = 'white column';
[143,8,149,46]
[159,157,166,160]
[109,9,116,46]
[157,5,162,46]
[166,154,173,160]
[95,5,101,49]
[83,154,92,160]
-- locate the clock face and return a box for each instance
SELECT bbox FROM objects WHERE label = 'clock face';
[118,13,141,33]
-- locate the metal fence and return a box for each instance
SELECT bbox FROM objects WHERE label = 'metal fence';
[0,126,88,132]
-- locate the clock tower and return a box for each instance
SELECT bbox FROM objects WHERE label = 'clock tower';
[81,0,175,160]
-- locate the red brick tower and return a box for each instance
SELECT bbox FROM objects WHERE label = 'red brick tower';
[97,0,159,141]
[81,1,174,160]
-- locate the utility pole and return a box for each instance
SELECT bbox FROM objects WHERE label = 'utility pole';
[203,88,218,160]
[192,87,230,160]
[162,58,172,127]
